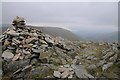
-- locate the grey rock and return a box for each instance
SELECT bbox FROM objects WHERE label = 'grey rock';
[109,53,118,62]
[25,37,38,44]
[97,60,106,67]
[58,67,67,73]
[102,62,113,71]
[53,71,61,78]
[24,66,51,78]
[71,64,94,78]
[22,65,32,71]
[6,30,19,36]
[39,40,47,44]
[2,50,14,59]
[87,56,94,60]
[102,52,115,60]
[61,69,69,78]
[32,48,40,54]
[45,37,54,44]
[87,64,97,70]
[22,49,31,55]
[2,59,29,75]
[7,46,16,50]
[30,58,38,65]
[4,39,11,46]
[12,53,21,61]
[64,64,70,68]
[12,38,20,44]
[68,74,73,78]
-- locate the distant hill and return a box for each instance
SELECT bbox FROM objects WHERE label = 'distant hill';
[74,30,119,42]
[98,31,120,42]
[31,26,80,41]
[1,24,80,41]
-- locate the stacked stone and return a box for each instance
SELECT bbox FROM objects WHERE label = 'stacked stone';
[12,16,25,29]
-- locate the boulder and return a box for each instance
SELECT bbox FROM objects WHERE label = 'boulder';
[102,52,115,60]
[102,62,113,71]
[71,64,94,78]
[53,71,61,78]
[2,50,14,60]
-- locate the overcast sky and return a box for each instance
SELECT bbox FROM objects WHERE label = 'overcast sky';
[2,2,118,33]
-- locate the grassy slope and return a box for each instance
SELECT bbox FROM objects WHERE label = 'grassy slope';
[30,26,80,41]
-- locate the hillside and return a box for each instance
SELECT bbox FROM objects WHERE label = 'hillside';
[1,24,80,41]
[74,30,119,42]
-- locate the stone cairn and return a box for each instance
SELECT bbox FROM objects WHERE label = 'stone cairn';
[1,17,94,79]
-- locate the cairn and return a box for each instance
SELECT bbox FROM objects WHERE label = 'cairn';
[12,16,26,29]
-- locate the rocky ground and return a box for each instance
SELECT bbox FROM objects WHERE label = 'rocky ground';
[0,17,120,80]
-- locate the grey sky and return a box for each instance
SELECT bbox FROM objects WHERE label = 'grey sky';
[2,2,118,33]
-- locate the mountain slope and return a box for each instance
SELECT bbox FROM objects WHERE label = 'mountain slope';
[73,30,119,42]
[30,26,80,41]
[1,24,80,41]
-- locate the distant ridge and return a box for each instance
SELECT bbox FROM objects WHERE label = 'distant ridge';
[1,24,80,41]
[29,26,80,41]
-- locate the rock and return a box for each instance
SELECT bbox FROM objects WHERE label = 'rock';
[4,39,11,46]
[12,53,21,61]
[72,57,81,65]
[61,58,67,65]
[109,54,118,62]
[39,52,48,59]
[22,49,31,55]
[12,38,20,44]
[45,37,54,44]
[87,64,97,70]
[82,54,89,58]
[93,57,98,60]
[75,56,80,59]
[13,16,25,23]
[32,48,40,54]
[2,59,29,75]
[75,59,80,65]
[61,69,69,78]
[64,64,70,68]
[2,50,14,60]
[68,67,73,71]
[39,40,47,45]
[80,44,87,49]
[22,65,32,71]
[53,71,61,78]
[49,58,61,65]
[97,60,106,67]
[7,46,16,50]
[102,52,115,60]
[102,62,113,71]
[87,56,94,60]
[68,74,73,78]
[58,67,67,73]
[6,30,19,36]
[28,33,38,37]
[12,16,25,27]
[71,64,94,78]
[30,58,39,65]
[26,37,38,44]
